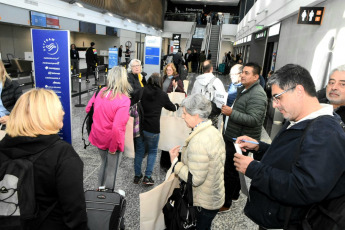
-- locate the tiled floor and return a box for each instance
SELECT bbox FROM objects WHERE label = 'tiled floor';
[71,72,267,230]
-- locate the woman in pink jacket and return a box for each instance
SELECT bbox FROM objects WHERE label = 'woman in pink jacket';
[86,66,132,189]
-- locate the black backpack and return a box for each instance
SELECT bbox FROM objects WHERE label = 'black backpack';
[82,88,101,149]
[0,144,57,229]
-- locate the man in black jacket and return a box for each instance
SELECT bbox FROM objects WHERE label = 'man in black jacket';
[85,42,98,83]
[233,64,345,229]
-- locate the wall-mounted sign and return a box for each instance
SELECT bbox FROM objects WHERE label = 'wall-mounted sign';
[256,25,264,30]
[144,36,162,77]
[268,23,281,37]
[297,7,324,25]
[255,30,267,40]
[172,33,181,53]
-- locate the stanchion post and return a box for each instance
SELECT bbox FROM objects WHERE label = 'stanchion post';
[104,67,108,85]
[75,73,86,107]
[92,63,99,86]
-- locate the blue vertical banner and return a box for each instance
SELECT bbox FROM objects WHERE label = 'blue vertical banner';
[108,48,118,69]
[144,36,162,77]
[31,29,72,144]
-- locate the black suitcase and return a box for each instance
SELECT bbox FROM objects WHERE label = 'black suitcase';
[85,153,126,230]
[85,190,126,230]
[178,64,188,81]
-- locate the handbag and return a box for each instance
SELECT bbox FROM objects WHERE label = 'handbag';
[159,92,191,151]
[130,88,144,138]
[123,116,135,158]
[139,172,180,230]
[163,172,197,230]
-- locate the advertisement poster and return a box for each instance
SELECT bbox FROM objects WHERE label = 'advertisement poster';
[108,48,118,69]
[31,29,72,144]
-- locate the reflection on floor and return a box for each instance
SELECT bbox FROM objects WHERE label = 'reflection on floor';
[72,72,268,230]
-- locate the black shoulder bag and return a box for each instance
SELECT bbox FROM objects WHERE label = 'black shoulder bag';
[163,172,197,230]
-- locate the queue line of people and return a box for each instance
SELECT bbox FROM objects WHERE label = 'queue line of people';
[1,56,345,230]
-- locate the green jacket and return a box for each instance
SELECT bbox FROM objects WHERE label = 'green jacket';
[224,80,267,141]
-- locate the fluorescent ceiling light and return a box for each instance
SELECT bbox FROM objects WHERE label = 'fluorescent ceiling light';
[141,23,146,27]
[107,12,113,16]
[127,19,132,23]
[75,2,83,8]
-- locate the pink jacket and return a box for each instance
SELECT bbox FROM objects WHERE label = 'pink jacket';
[86,88,130,152]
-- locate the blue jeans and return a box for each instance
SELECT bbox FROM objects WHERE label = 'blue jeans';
[97,149,122,189]
[134,131,160,177]
[196,207,218,230]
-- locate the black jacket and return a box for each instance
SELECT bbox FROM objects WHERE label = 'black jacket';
[128,72,147,106]
[318,97,345,122]
[244,115,345,228]
[0,134,88,230]
[1,78,22,113]
[85,46,98,65]
[70,49,79,60]
[118,47,122,58]
[141,85,177,133]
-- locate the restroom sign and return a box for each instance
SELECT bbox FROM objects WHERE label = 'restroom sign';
[297,7,324,25]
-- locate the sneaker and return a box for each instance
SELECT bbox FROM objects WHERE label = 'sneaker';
[133,174,143,184]
[142,176,154,185]
[86,79,90,83]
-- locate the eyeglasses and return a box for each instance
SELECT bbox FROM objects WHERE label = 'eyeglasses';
[272,86,296,103]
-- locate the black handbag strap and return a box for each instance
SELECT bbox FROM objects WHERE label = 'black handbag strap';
[82,87,102,149]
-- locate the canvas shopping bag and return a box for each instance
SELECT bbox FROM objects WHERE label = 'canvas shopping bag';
[0,125,5,140]
[140,172,180,230]
[123,116,135,158]
[158,111,191,151]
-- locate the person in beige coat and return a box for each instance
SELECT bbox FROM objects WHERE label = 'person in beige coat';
[169,93,225,230]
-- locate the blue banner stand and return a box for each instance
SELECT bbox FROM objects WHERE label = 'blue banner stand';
[31,29,72,144]
[108,48,118,69]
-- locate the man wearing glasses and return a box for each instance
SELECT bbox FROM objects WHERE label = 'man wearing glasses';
[233,64,345,229]
[220,62,267,212]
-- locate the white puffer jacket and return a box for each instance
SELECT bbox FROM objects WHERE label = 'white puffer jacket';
[174,120,225,210]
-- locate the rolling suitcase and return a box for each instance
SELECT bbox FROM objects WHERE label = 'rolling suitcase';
[218,63,225,74]
[85,153,126,230]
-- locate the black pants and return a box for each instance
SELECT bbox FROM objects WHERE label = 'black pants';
[223,138,241,208]
[86,64,95,80]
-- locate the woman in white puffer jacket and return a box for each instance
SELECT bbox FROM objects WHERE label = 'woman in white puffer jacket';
[169,93,226,230]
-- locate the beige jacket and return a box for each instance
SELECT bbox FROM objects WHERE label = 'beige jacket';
[174,120,225,210]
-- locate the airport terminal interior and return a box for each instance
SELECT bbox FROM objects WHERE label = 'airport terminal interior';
[1,0,345,229]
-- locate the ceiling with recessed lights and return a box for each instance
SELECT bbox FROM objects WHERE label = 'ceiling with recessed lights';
[170,0,240,6]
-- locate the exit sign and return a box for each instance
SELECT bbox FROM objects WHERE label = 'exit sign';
[256,25,264,30]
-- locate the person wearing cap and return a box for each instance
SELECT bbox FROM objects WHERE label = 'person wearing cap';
[85,42,98,83]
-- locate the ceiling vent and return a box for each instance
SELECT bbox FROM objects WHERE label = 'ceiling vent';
[77,13,85,17]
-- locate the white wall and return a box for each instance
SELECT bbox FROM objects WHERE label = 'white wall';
[236,0,325,40]
[72,32,119,50]
[218,41,234,64]
[276,0,345,90]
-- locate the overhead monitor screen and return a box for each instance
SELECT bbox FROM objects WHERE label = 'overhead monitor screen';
[30,11,47,27]
[46,15,60,29]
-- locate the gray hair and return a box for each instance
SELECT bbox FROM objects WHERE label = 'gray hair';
[329,64,345,77]
[127,59,142,73]
[181,94,211,120]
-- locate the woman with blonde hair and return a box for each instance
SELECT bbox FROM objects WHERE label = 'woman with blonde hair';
[0,60,22,127]
[0,88,87,229]
[86,66,132,189]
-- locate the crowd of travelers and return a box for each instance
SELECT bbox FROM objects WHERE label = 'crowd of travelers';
[1,43,345,229]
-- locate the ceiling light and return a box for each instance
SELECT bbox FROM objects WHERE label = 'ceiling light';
[141,23,146,27]
[107,12,113,17]
[75,2,83,8]
[127,19,132,23]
